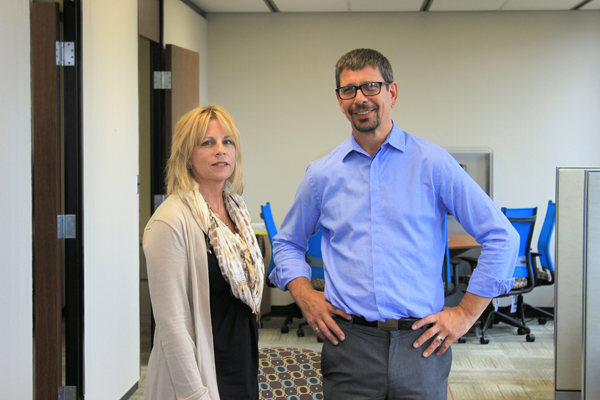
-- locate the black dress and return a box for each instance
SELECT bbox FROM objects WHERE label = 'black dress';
[206,235,259,400]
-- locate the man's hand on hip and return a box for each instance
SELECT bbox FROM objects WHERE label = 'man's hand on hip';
[287,277,351,345]
[410,292,491,357]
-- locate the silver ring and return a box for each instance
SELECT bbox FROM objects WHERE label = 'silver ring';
[437,335,444,342]
[314,327,320,333]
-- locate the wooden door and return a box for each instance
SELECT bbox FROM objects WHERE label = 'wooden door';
[32,3,62,399]
[165,44,200,152]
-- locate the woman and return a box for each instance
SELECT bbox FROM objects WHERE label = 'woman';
[143,105,264,400]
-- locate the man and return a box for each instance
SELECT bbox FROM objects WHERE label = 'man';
[270,48,519,400]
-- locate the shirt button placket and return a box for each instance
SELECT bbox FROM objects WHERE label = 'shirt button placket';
[370,153,386,314]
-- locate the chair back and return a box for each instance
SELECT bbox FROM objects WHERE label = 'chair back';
[306,227,325,280]
[306,228,322,259]
[537,200,556,272]
[260,203,278,275]
[443,214,451,287]
[261,203,325,281]
[501,207,537,280]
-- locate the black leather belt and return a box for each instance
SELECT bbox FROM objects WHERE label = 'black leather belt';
[350,315,432,331]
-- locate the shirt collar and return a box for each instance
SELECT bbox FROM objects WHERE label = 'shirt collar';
[342,120,406,159]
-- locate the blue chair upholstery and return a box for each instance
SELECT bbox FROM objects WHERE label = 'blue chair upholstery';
[533,200,556,277]
[260,203,325,339]
[443,214,462,298]
[305,228,325,283]
[261,203,278,281]
[527,200,556,324]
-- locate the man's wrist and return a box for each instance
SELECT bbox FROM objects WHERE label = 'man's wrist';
[287,277,313,304]
[457,292,491,322]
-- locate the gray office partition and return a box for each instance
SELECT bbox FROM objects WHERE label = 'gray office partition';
[555,167,600,400]
[583,171,600,400]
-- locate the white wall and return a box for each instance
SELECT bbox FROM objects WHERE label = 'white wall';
[165,0,209,106]
[207,11,600,307]
[0,1,32,398]
[82,0,140,398]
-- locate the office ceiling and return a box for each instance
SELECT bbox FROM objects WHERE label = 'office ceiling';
[189,0,600,13]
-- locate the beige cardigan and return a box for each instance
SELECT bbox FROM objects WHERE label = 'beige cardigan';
[143,195,220,400]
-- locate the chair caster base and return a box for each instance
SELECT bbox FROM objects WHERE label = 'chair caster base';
[480,336,490,345]
[517,327,529,335]
[281,326,289,334]
[526,334,535,342]
[297,329,305,337]
[538,318,547,325]
[458,336,467,344]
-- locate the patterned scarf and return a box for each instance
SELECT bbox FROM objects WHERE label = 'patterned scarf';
[180,181,264,314]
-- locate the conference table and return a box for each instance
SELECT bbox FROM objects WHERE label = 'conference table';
[448,233,482,257]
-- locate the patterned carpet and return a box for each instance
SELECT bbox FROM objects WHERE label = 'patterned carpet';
[131,317,555,400]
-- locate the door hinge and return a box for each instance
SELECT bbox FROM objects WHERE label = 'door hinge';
[58,386,76,400]
[57,215,76,239]
[153,71,172,89]
[56,41,75,66]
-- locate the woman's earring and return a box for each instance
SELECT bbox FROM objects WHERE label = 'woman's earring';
[187,164,192,170]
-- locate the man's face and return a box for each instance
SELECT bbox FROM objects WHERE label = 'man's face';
[336,66,398,135]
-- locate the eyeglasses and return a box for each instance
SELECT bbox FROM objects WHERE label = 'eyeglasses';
[336,81,390,100]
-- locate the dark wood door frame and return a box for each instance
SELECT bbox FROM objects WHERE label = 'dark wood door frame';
[149,0,165,346]
[32,3,62,399]
[63,1,85,398]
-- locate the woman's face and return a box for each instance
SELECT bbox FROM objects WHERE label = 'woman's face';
[188,118,236,188]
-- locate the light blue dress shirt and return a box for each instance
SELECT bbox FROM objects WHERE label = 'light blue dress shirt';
[270,122,519,321]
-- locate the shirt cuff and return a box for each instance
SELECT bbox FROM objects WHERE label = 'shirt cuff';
[268,263,312,292]
[466,268,515,298]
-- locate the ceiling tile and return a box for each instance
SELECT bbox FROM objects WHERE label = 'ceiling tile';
[350,0,423,12]
[502,0,582,10]
[190,0,270,13]
[429,0,507,11]
[275,0,348,12]
[581,0,600,9]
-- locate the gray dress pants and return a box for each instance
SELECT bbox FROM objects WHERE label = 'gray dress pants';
[322,317,452,400]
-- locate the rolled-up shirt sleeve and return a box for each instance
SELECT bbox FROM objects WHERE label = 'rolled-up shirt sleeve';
[270,165,321,291]
[438,151,519,298]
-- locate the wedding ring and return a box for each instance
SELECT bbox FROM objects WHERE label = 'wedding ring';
[437,335,445,342]
[314,327,320,333]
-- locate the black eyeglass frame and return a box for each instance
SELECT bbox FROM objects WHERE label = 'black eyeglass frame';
[335,81,391,100]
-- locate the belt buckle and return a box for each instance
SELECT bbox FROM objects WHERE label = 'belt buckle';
[377,319,399,331]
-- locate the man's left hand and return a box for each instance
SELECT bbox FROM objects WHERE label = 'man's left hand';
[411,292,491,357]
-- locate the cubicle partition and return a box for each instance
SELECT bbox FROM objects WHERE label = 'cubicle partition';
[583,171,600,399]
[555,167,600,400]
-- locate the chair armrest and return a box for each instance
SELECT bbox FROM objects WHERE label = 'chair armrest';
[457,256,478,271]
[530,252,553,284]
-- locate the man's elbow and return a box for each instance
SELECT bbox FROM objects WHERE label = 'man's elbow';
[507,225,520,255]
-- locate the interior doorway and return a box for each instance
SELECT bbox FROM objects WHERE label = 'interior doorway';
[138,35,153,364]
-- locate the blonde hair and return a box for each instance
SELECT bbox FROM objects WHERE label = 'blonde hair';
[166,105,244,195]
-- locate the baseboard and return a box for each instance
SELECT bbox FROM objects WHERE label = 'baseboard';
[120,381,139,400]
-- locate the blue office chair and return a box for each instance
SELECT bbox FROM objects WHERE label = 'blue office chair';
[296,230,325,340]
[443,214,462,298]
[459,207,538,344]
[527,200,556,324]
[259,203,325,339]
[260,202,278,281]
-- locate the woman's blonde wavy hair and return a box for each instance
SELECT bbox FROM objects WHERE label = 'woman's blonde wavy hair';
[166,105,244,196]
